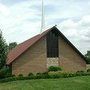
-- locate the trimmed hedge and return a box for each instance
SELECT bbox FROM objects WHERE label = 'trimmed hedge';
[0,71,90,83]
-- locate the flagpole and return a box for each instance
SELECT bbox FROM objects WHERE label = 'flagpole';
[40,0,44,34]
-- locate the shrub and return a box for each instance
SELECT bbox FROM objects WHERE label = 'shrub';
[18,74,23,77]
[0,70,5,79]
[0,77,17,83]
[28,73,35,79]
[76,71,85,76]
[87,69,90,72]
[68,73,76,77]
[60,73,69,78]
[11,74,16,77]
[35,73,45,79]
[42,72,48,75]
[48,66,62,72]
[0,66,11,79]
[35,72,50,79]
[28,73,34,77]
[35,73,42,79]
[36,73,42,76]
[42,72,50,79]
[76,71,84,74]
[49,74,60,78]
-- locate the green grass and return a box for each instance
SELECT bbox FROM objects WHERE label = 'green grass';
[0,76,90,90]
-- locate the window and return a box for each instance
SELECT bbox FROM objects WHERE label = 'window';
[46,31,59,57]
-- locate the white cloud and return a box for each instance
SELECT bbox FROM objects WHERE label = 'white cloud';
[0,3,10,15]
[0,0,90,54]
[58,15,90,54]
[0,1,41,43]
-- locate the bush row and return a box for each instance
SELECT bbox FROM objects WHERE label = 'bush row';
[0,65,90,79]
[0,71,90,83]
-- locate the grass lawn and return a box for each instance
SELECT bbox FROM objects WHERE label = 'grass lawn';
[0,76,90,90]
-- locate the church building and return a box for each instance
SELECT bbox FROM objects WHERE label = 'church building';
[7,26,86,75]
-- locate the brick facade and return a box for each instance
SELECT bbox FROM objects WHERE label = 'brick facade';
[12,37,47,75]
[58,36,86,72]
[11,31,86,75]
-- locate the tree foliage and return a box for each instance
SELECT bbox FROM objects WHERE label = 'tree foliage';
[85,51,90,64]
[0,31,8,69]
[9,42,17,51]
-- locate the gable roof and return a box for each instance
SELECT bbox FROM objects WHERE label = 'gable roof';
[7,26,86,65]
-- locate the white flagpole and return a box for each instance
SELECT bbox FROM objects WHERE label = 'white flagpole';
[40,0,44,33]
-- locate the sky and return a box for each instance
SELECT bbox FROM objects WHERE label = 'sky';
[0,0,90,54]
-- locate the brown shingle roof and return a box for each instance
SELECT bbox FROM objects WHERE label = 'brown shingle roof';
[7,26,86,65]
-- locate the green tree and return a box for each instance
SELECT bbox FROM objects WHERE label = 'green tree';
[0,30,8,69]
[9,42,17,51]
[85,51,90,64]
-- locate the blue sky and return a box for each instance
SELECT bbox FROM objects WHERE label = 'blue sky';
[0,0,90,54]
